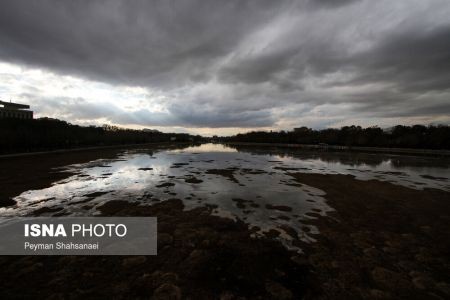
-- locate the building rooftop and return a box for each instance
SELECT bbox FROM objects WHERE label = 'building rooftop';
[0,100,30,110]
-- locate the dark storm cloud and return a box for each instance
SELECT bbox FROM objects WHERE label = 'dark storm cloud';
[340,25,450,93]
[27,94,274,128]
[0,0,449,129]
[0,0,285,86]
[111,104,274,128]
[219,21,450,95]
[306,0,360,9]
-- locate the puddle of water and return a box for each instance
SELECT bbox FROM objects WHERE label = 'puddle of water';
[1,143,449,252]
[231,146,450,192]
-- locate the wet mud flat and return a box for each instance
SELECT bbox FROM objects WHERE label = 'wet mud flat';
[0,143,193,207]
[288,173,450,300]
[0,199,312,299]
[0,144,449,299]
[0,148,123,207]
[0,146,316,299]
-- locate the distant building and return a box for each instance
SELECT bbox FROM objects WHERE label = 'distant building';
[142,128,160,133]
[0,100,33,119]
[293,127,310,133]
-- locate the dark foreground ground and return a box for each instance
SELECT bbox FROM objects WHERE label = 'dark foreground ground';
[0,147,449,299]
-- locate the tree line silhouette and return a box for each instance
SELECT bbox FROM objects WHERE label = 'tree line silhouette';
[221,125,450,150]
[0,118,202,154]
[2,119,448,154]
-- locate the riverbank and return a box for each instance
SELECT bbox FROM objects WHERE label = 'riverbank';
[225,142,450,157]
[0,141,195,159]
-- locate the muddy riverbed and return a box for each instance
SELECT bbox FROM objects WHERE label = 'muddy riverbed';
[0,143,449,299]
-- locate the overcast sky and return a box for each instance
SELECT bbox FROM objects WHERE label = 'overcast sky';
[0,0,449,135]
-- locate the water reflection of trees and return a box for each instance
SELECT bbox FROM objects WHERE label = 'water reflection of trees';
[222,125,450,150]
[228,145,450,169]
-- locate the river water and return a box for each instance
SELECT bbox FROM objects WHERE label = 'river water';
[1,143,449,251]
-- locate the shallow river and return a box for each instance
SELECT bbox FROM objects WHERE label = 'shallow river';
[1,143,449,251]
